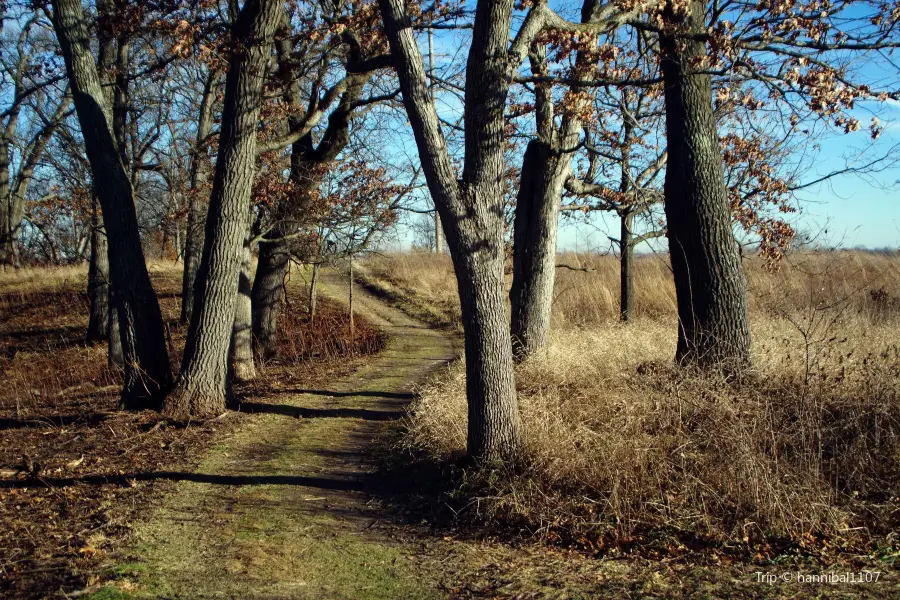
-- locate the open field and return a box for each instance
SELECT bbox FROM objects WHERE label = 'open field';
[361,250,900,567]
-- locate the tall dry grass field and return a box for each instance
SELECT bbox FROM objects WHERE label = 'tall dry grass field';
[364,250,900,558]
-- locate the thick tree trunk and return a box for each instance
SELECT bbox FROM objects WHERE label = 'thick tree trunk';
[619,209,634,322]
[230,238,256,381]
[181,70,218,324]
[164,0,281,419]
[380,0,522,462]
[509,139,564,359]
[51,0,172,407]
[86,197,109,342]
[454,243,521,461]
[660,0,751,371]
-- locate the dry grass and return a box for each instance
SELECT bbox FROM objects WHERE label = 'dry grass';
[358,252,460,328]
[382,250,900,558]
[362,249,900,327]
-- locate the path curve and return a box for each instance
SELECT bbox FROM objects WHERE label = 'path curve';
[123,274,457,599]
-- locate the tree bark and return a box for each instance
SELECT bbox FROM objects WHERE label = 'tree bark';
[660,0,751,371]
[51,0,172,407]
[619,209,635,322]
[230,237,256,381]
[164,0,282,419]
[0,136,16,269]
[380,0,522,462]
[107,287,124,367]
[509,140,553,358]
[86,196,109,342]
[250,211,294,358]
[308,261,319,321]
[181,70,218,324]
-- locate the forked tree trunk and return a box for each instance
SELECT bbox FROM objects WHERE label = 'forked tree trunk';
[164,0,281,419]
[51,0,172,407]
[619,209,635,322]
[181,70,218,324]
[660,0,751,371]
[250,27,370,357]
[230,238,256,381]
[509,0,598,360]
[380,0,522,462]
[86,197,109,342]
[249,21,310,358]
[1,90,69,270]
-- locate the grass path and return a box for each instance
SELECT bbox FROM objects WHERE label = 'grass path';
[97,274,457,599]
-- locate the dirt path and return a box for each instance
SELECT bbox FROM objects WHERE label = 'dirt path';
[108,275,458,599]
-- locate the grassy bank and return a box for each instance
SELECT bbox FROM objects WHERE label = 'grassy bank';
[367,250,900,562]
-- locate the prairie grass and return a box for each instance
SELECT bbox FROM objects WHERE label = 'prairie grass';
[371,250,900,554]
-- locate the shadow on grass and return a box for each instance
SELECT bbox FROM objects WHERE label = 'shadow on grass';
[280,389,415,400]
[236,401,406,421]
[0,471,372,491]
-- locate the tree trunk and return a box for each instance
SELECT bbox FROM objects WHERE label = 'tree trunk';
[455,246,521,461]
[308,261,319,321]
[250,234,291,358]
[108,287,124,367]
[0,137,15,269]
[181,70,218,324]
[348,256,355,336]
[51,0,172,407]
[380,0,522,462]
[164,0,281,419]
[230,238,256,381]
[250,23,370,357]
[86,196,109,342]
[660,0,751,371]
[509,139,561,359]
[619,209,635,322]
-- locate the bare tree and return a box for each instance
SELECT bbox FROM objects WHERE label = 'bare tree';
[250,5,393,359]
[379,0,525,460]
[0,14,69,268]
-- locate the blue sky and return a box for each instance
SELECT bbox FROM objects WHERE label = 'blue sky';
[555,101,900,252]
[790,99,900,249]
